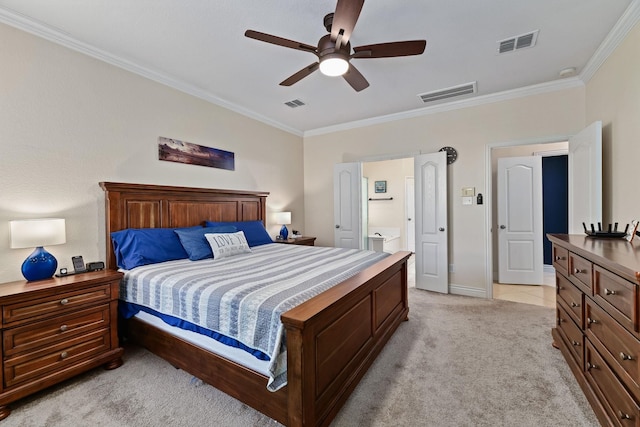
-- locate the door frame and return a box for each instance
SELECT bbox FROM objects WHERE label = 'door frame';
[484,135,572,299]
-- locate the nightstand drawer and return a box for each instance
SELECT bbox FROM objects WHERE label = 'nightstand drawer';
[2,284,111,326]
[3,305,110,357]
[4,328,110,388]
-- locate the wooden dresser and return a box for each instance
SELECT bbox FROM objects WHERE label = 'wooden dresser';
[548,234,640,426]
[274,236,316,246]
[0,270,124,420]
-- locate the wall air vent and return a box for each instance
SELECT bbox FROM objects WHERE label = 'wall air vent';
[284,99,305,108]
[498,30,539,54]
[418,82,477,104]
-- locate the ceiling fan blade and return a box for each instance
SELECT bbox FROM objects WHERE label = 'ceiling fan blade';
[245,30,317,54]
[331,0,364,47]
[352,40,427,58]
[279,62,320,86]
[342,63,369,92]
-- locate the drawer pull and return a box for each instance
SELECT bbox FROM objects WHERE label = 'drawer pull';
[570,302,580,308]
[554,256,566,261]
[60,351,68,359]
[618,411,632,420]
[60,298,69,305]
[620,352,634,361]
[586,362,598,370]
[604,288,617,296]
[557,318,564,325]
[59,324,68,332]
[587,317,598,325]
[571,340,580,347]
[573,268,586,274]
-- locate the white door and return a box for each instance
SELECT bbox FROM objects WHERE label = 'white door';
[405,177,415,252]
[414,152,448,293]
[333,162,362,249]
[497,156,543,285]
[569,121,602,233]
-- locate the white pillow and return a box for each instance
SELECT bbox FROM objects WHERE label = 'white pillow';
[205,231,252,260]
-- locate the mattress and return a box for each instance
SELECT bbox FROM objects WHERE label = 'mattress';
[120,243,389,390]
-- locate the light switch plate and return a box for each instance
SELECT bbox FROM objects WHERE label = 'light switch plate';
[462,187,475,197]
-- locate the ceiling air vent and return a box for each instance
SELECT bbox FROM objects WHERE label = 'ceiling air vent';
[498,30,539,54]
[284,99,305,108]
[418,82,477,104]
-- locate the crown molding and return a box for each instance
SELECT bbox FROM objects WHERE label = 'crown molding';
[0,7,304,137]
[303,78,584,137]
[580,0,640,83]
[2,2,638,139]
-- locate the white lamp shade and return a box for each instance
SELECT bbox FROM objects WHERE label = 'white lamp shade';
[274,212,291,225]
[10,218,66,248]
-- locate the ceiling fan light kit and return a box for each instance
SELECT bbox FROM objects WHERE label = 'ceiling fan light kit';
[244,0,426,91]
[319,55,349,76]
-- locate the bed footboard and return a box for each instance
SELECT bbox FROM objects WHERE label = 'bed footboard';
[282,251,411,427]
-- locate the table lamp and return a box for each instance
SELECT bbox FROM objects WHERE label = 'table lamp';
[10,218,66,281]
[274,212,291,240]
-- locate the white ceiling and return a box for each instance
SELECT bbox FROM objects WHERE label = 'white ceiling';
[0,0,637,136]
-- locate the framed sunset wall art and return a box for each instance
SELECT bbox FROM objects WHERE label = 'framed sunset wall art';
[158,136,235,170]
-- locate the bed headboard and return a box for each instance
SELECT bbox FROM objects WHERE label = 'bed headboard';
[100,182,269,270]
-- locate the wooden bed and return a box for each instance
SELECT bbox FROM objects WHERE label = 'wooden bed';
[100,182,410,427]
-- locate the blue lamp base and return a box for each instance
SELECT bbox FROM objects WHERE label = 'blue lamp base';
[279,225,289,240]
[21,246,58,281]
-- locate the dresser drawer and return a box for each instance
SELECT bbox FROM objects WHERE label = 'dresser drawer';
[594,265,637,334]
[2,284,111,326]
[568,252,592,294]
[586,299,640,401]
[552,245,569,276]
[557,273,584,328]
[557,305,583,367]
[585,342,639,427]
[3,328,110,388]
[3,305,110,357]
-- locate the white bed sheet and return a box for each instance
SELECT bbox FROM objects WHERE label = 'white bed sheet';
[134,310,270,376]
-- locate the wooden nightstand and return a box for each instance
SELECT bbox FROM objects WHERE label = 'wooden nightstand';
[0,270,124,420]
[275,236,316,246]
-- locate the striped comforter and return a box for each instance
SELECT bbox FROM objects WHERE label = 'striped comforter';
[120,243,389,391]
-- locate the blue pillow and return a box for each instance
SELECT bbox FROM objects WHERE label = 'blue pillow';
[174,225,237,261]
[111,227,201,270]
[204,220,273,247]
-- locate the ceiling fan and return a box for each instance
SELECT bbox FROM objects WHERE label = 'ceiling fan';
[244,0,426,92]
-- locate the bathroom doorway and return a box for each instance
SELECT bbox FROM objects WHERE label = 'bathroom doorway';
[362,157,414,254]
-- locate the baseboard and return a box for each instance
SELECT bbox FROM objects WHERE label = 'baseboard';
[449,284,487,298]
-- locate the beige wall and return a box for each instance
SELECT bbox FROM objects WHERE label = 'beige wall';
[0,23,304,282]
[585,21,640,222]
[304,89,586,293]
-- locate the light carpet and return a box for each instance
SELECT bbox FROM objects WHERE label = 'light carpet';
[5,289,598,427]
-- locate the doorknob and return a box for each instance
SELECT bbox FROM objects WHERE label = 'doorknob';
[500,225,506,229]
[439,227,445,232]
[335,225,340,229]
[407,218,412,221]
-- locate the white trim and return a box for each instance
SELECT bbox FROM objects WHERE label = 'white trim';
[449,283,487,299]
[533,149,569,157]
[580,0,640,83]
[0,6,303,137]
[1,1,637,138]
[304,78,584,137]
[484,135,571,300]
